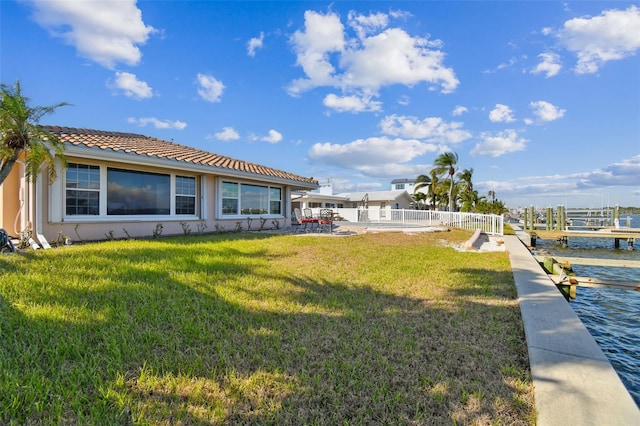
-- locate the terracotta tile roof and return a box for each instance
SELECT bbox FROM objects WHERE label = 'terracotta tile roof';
[41,126,317,186]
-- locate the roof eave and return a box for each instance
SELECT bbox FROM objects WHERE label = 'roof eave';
[63,144,319,190]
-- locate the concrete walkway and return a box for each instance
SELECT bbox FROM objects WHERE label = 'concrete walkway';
[504,234,640,425]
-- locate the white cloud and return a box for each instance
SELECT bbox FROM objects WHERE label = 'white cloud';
[471,129,527,157]
[288,10,458,106]
[452,105,468,116]
[332,179,384,193]
[529,101,566,122]
[578,155,640,187]
[308,136,437,172]
[483,57,518,74]
[347,11,389,40]
[354,163,433,179]
[28,0,155,68]
[247,32,264,57]
[379,114,472,144]
[260,130,283,144]
[111,72,153,100]
[531,52,562,77]
[213,127,240,141]
[489,156,640,206]
[127,117,186,130]
[288,11,345,95]
[489,104,516,123]
[196,73,225,102]
[340,28,457,92]
[323,93,382,113]
[557,5,640,74]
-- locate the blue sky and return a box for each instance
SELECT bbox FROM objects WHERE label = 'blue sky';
[2,1,639,208]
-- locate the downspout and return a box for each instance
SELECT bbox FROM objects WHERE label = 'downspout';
[13,160,26,236]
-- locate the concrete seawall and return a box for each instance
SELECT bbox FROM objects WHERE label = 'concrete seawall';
[504,233,640,424]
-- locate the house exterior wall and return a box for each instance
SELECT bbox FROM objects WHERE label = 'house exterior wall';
[27,156,294,243]
[0,164,21,236]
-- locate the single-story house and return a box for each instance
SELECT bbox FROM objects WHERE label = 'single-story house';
[291,192,348,210]
[335,190,416,210]
[0,126,318,243]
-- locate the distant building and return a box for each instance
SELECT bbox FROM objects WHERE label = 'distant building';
[390,178,428,195]
[291,180,416,212]
[335,190,415,210]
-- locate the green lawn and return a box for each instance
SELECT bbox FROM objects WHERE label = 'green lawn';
[0,230,535,425]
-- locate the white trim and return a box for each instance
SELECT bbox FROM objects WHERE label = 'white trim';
[170,174,176,215]
[57,161,203,223]
[200,175,208,220]
[216,178,285,220]
[35,170,43,234]
[60,214,200,224]
[49,158,63,222]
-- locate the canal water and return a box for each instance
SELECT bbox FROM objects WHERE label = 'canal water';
[533,214,640,407]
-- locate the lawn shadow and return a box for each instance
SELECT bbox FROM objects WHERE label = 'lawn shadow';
[1,235,535,424]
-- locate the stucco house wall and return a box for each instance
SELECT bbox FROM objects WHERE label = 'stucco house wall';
[1,126,317,243]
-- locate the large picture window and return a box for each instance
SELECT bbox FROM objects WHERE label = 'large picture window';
[66,163,100,215]
[63,163,200,219]
[241,184,268,214]
[107,169,170,215]
[221,181,284,217]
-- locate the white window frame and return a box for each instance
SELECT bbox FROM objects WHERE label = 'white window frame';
[56,163,201,222]
[217,179,285,219]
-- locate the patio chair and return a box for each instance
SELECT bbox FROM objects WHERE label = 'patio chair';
[291,209,303,233]
[318,208,333,234]
[294,208,317,232]
[302,208,320,232]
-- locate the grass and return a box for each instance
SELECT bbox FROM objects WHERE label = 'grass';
[0,230,535,425]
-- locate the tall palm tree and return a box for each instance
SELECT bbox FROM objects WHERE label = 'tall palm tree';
[427,169,440,210]
[0,81,69,186]
[457,167,474,212]
[413,174,431,193]
[433,151,459,212]
[488,190,496,204]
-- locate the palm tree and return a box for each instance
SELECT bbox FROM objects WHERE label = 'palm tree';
[413,174,430,208]
[413,174,431,193]
[427,169,440,210]
[433,151,459,212]
[457,168,475,212]
[0,81,69,186]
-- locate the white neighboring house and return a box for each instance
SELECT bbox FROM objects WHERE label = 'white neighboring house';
[291,181,415,217]
[335,191,415,210]
[291,181,349,211]
[390,178,428,195]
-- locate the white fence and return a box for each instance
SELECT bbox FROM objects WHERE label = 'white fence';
[310,208,504,235]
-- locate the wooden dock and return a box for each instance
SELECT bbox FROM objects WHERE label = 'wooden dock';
[533,254,640,296]
[546,256,640,268]
[530,229,640,240]
[520,206,638,249]
[547,275,640,291]
[527,229,639,249]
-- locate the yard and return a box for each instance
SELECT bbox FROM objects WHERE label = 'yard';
[0,230,535,424]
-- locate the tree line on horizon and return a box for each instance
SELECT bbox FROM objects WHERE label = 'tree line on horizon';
[413,152,507,215]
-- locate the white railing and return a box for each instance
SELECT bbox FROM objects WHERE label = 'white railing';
[311,208,504,235]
